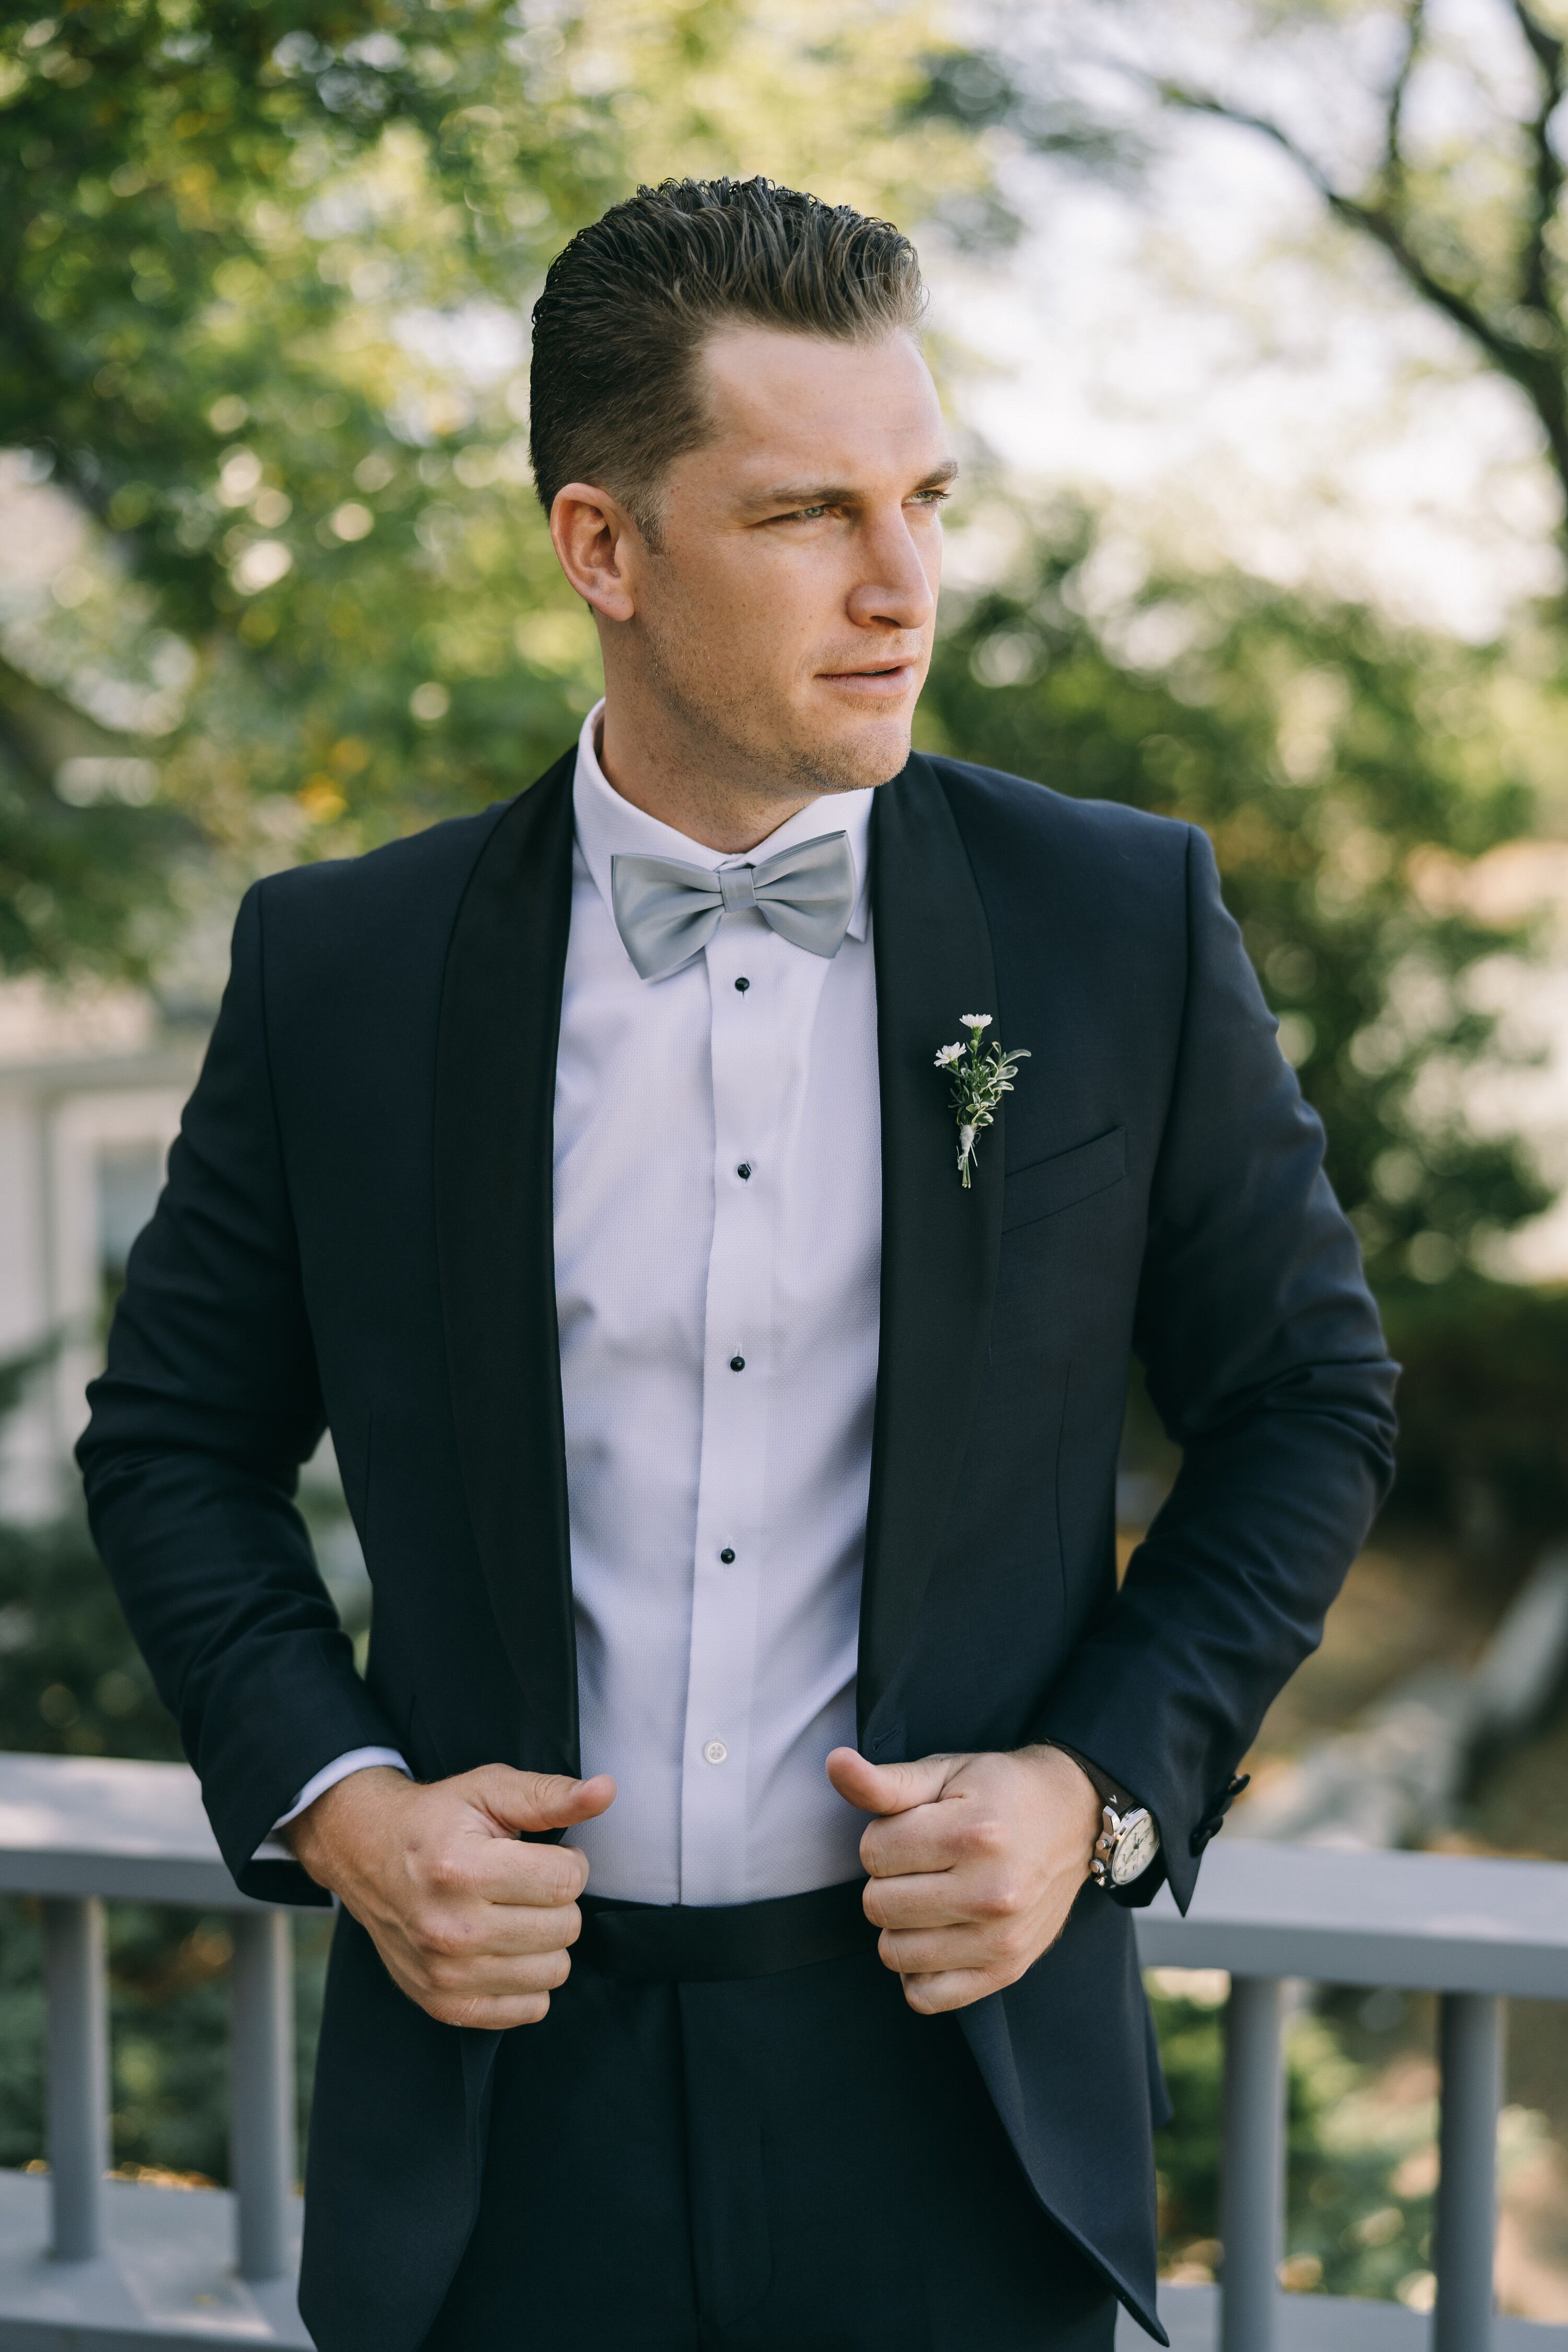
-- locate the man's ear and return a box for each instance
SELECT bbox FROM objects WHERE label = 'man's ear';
[549,481,644,622]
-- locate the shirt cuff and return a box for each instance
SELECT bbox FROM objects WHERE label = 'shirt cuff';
[250,1747,412,1862]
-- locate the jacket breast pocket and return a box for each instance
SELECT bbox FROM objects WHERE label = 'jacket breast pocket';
[1001,1127,1126,1234]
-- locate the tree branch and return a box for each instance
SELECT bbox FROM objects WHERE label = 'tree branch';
[1150,74,1568,502]
[1508,0,1565,320]
[1380,0,1425,193]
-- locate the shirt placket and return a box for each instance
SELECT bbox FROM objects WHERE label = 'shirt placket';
[678,902,785,1905]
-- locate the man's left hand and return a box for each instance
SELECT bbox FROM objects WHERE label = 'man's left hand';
[825,1744,1101,2014]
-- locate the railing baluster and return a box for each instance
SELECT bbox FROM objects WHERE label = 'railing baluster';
[1433,1991,1504,2352]
[229,1908,295,2281]
[42,1896,109,2262]
[1220,1973,1286,2352]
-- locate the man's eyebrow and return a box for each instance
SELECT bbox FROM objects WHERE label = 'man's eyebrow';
[742,459,960,513]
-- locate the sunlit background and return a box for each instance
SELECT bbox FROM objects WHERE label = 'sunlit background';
[3,0,1568,2323]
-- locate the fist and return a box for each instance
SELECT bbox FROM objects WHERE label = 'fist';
[286,1762,616,2030]
[826,1744,1100,2014]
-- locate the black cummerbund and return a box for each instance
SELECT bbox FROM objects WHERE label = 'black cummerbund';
[575,1877,875,1983]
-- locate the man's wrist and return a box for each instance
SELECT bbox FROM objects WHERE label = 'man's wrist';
[1045,1743,1162,1889]
[1018,1742,1101,1868]
[285,1762,415,1882]
[256,1748,412,1869]
[1042,1740,1138,1817]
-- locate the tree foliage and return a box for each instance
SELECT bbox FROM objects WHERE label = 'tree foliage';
[0,0,993,976]
[919,506,1550,1288]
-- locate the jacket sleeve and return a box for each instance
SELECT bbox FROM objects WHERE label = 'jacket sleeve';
[76,883,400,1905]
[1037,825,1399,1910]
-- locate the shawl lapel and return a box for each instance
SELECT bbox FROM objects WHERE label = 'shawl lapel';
[434,751,580,1778]
[859,754,1004,1739]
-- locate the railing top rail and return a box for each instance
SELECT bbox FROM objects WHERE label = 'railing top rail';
[0,1753,268,1910]
[1135,1837,1568,1999]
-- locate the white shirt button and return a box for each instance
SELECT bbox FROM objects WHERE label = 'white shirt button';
[702,1739,729,1766]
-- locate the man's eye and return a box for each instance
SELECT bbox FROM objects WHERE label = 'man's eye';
[909,488,951,510]
[787,504,831,521]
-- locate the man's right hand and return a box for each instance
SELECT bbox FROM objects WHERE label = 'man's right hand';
[285,1763,616,2030]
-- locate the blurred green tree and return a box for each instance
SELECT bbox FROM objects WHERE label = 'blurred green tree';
[919,505,1551,1292]
[0,0,996,975]
[1150,1975,1445,2307]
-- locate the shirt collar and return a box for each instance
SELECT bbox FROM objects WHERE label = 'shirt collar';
[571,698,874,956]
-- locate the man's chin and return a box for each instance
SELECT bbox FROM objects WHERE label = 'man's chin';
[785,715,915,796]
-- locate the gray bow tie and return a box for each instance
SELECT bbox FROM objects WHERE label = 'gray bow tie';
[610,832,857,982]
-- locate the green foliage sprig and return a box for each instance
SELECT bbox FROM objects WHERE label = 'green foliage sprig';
[935,1013,1030,1187]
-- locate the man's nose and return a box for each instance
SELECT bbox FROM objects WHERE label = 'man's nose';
[846,511,937,635]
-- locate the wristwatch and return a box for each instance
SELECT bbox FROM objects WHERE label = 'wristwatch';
[1050,1743,1161,1889]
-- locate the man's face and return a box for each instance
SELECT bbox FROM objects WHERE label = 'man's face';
[626,325,954,795]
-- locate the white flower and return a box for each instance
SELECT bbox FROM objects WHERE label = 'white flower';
[933,1041,965,1067]
[960,1013,992,1030]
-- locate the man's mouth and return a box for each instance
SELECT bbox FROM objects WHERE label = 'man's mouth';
[818,659,919,695]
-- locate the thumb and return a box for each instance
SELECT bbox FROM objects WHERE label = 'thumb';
[826,1747,953,1817]
[474,1766,617,1835]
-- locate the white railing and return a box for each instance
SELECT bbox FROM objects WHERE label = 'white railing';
[0,1753,307,2347]
[1133,1839,1568,2352]
[0,1755,1565,2351]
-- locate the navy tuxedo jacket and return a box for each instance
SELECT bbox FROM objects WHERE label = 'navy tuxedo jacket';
[78,750,1397,2349]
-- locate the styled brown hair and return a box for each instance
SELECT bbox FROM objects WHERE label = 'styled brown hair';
[528,177,926,536]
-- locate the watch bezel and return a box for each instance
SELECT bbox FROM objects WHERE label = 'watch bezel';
[1107,1805,1160,1887]
[1090,1800,1161,1889]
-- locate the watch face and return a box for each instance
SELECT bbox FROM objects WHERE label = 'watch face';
[1110,1809,1160,1886]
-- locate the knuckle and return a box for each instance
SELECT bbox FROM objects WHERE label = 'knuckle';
[974,1878,1021,1922]
[424,1852,470,1899]
[417,1914,469,1962]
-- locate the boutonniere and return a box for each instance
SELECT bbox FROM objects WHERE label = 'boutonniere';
[934,1015,1030,1189]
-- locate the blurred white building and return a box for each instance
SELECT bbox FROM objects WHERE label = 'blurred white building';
[0,979,201,1521]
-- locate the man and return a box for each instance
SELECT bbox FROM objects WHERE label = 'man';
[79,178,1397,2352]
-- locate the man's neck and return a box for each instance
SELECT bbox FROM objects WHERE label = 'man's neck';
[596,691,827,856]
